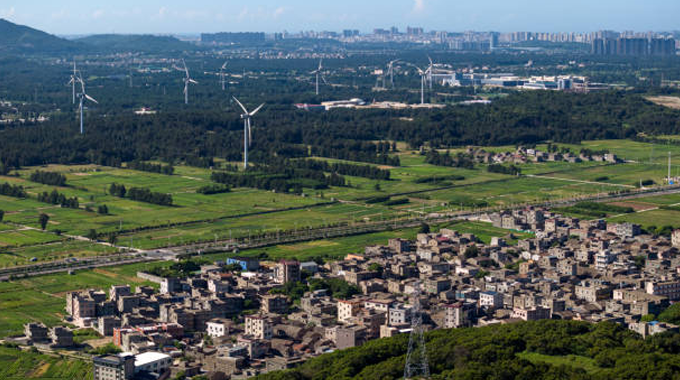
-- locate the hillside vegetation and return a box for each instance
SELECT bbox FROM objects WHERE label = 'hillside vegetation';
[257,320,680,380]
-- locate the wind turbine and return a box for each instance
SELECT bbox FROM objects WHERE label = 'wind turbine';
[383,59,401,89]
[409,64,431,105]
[220,61,228,91]
[311,59,326,95]
[233,97,265,169]
[177,59,198,105]
[76,74,98,135]
[67,59,78,104]
[383,59,399,88]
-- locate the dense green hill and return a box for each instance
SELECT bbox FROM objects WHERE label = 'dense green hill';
[75,34,198,53]
[257,320,680,380]
[0,19,82,53]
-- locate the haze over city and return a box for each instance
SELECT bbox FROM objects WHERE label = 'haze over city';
[0,0,679,35]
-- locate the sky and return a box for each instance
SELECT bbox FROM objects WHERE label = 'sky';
[0,0,678,36]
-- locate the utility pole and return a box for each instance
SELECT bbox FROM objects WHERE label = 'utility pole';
[669,152,672,185]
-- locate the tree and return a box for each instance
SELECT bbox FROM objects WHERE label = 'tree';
[464,245,479,259]
[419,222,430,234]
[87,229,98,241]
[640,314,656,322]
[38,213,49,230]
[0,209,4,223]
[107,234,117,245]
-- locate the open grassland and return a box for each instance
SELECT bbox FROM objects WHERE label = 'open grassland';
[0,346,92,379]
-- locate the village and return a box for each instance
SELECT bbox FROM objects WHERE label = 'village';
[15,207,680,379]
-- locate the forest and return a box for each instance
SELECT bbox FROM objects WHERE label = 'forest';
[256,320,680,380]
[1,91,679,172]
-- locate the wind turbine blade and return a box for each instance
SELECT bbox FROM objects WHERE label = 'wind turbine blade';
[84,94,98,104]
[221,61,228,70]
[321,75,328,85]
[249,103,265,116]
[182,59,189,77]
[232,96,248,114]
[189,79,198,84]
[318,58,323,71]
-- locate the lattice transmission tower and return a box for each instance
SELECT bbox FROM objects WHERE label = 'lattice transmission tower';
[404,281,430,379]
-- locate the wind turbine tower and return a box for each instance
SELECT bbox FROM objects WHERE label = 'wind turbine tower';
[409,63,431,105]
[76,74,98,135]
[311,59,325,95]
[233,97,265,169]
[178,59,198,105]
[220,61,228,91]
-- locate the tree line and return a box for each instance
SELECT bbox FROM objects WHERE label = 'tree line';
[127,160,174,175]
[29,170,66,186]
[425,150,475,169]
[109,183,173,206]
[0,182,26,198]
[291,159,391,180]
[37,189,79,209]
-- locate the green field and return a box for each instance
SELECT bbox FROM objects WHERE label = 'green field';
[0,263,158,338]
[2,139,680,268]
[0,346,92,379]
[516,351,604,375]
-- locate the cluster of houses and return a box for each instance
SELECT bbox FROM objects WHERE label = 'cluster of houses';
[465,146,621,165]
[15,207,680,379]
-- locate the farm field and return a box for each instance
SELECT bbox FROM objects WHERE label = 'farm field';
[0,346,92,379]
[0,239,119,268]
[2,139,680,268]
[0,263,158,338]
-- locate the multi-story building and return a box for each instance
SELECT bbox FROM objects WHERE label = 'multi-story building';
[134,352,172,374]
[93,353,135,380]
[444,302,476,328]
[479,291,504,309]
[260,294,289,314]
[672,230,680,248]
[338,299,363,323]
[206,318,231,338]
[646,279,680,301]
[511,306,551,321]
[275,260,301,284]
[245,314,273,340]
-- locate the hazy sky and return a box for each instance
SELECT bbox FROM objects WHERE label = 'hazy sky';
[0,0,678,35]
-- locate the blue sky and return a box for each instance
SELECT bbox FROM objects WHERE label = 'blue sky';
[0,0,678,35]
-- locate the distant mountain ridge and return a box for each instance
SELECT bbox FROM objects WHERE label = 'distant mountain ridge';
[75,34,198,53]
[0,19,197,55]
[0,18,82,53]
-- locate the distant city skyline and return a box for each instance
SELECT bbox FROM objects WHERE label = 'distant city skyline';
[0,0,678,36]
